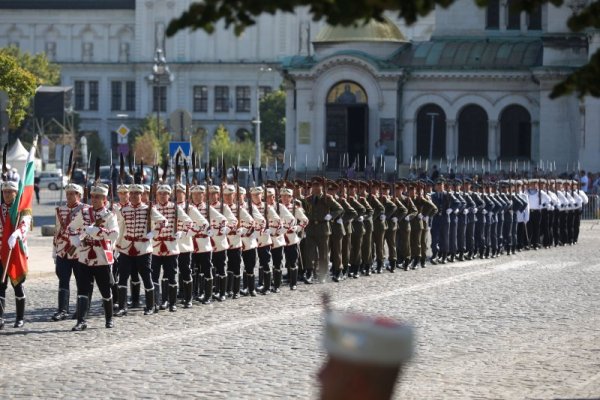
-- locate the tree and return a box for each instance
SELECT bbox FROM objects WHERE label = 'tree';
[165,0,596,98]
[0,45,60,86]
[260,89,286,152]
[133,115,170,164]
[0,53,37,129]
[209,125,257,166]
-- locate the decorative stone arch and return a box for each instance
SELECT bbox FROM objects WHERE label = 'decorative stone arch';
[449,93,494,120]
[491,93,538,121]
[235,127,251,142]
[78,24,100,40]
[404,93,452,120]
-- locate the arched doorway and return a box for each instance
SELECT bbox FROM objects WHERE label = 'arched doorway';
[326,81,368,170]
[500,105,531,160]
[416,104,446,160]
[458,104,488,158]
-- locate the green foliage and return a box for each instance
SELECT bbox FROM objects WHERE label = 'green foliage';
[209,125,257,166]
[0,53,37,128]
[166,0,600,98]
[191,127,207,158]
[260,89,286,151]
[133,115,170,163]
[85,131,109,164]
[0,46,61,86]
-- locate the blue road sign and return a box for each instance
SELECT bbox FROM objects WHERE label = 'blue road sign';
[169,141,191,158]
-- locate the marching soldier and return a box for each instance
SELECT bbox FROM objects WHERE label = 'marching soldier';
[358,181,375,276]
[253,186,281,293]
[335,180,357,280]
[526,179,551,250]
[383,182,407,273]
[347,180,367,279]
[375,182,397,273]
[326,180,348,281]
[240,186,264,296]
[368,181,387,274]
[303,177,343,283]
[51,183,85,321]
[207,185,232,300]
[280,183,308,289]
[395,181,417,270]
[223,184,245,298]
[175,182,197,304]
[152,184,194,312]
[572,179,588,244]
[114,184,166,316]
[419,181,438,267]
[68,183,119,331]
[265,185,288,293]
[111,184,130,307]
[0,181,33,329]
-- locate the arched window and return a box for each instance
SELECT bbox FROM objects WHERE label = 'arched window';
[236,128,251,141]
[327,81,368,104]
[458,104,488,158]
[500,105,531,160]
[416,104,446,159]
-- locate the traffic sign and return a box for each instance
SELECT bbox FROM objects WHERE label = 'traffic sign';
[117,124,130,137]
[169,141,191,158]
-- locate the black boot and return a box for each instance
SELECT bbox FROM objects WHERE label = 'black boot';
[272,269,282,292]
[403,259,410,271]
[440,253,447,264]
[420,256,426,268]
[458,252,464,261]
[232,275,241,299]
[183,281,193,308]
[386,260,396,273]
[248,274,257,296]
[226,271,234,297]
[218,275,227,302]
[202,278,213,304]
[153,282,161,313]
[144,289,155,315]
[115,286,128,317]
[257,267,264,291]
[13,297,25,328]
[302,268,313,284]
[289,267,298,290]
[72,296,89,331]
[103,298,114,328]
[52,288,70,321]
[111,284,119,310]
[375,260,383,274]
[168,285,178,312]
[195,273,204,302]
[0,297,4,330]
[160,279,169,310]
[260,271,271,295]
[177,273,184,299]
[130,281,141,308]
[332,269,341,282]
[240,272,249,296]
[411,257,419,270]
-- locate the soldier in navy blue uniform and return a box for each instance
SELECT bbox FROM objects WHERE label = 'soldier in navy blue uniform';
[429,178,446,264]
[448,179,466,262]
[456,179,475,261]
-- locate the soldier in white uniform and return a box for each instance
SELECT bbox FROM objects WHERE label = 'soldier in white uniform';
[515,180,530,250]
[152,184,193,312]
[222,184,245,299]
[111,184,130,307]
[114,184,166,316]
[240,187,264,297]
[572,179,588,244]
[68,183,119,331]
[207,185,231,301]
[175,183,195,305]
[186,185,212,306]
[51,183,85,321]
[252,186,281,294]
[280,184,308,290]
[526,179,551,250]
[0,181,33,329]
[266,186,287,293]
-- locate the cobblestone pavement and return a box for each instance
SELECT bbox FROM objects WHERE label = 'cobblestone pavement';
[1,222,599,399]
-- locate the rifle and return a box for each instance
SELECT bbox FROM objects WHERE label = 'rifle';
[184,158,190,214]
[108,152,113,203]
[204,161,211,223]
[234,165,240,223]
[173,152,181,235]
[1,143,7,204]
[146,163,157,233]
[191,151,198,185]
[249,163,256,215]
[119,152,125,185]
[259,165,268,224]
[220,157,226,213]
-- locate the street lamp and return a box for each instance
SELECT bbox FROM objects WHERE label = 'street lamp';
[147,48,173,143]
[252,65,273,168]
[427,112,439,171]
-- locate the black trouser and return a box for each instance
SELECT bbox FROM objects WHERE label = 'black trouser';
[212,250,227,277]
[227,248,242,276]
[457,216,467,253]
[517,222,529,249]
[527,210,542,247]
[195,252,213,277]
[242,249,257,275]
[502,213,513,250]
[552,209,561,245]
[541,209,551,247]
[489,221,497,253]
[496,214,504,251]
[257,246,271,273]
[56,256,79,294]
[566,211,575,244]
[177,252,193,283]
[475,218,485,253]
[0,268,25,300]
[574,209,582,243]
[449,218,458,254]
[284,244,299,268]
[151,255,178,285]
[271,247,284,271]
[76,263,113,300]
[118,254,153,290]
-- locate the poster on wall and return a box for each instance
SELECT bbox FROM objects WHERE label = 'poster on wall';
[299,122,311,145]
[378,118,396,156]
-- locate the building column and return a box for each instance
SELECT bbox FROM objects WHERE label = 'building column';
[488,119,498,161]
[446,119,456,161]
[402,118,415,164]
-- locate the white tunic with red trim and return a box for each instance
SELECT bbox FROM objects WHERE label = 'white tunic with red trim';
[254,201,281,248]
[116,203,166,256]
[152,201,193,256]
[54,202,88,259]
[0,202,32,255]
[239,203,262,251]
[68,206,119,266]
[270,203,289,249]
[188,203,212,254]
[209,201,231,252]
[283,200,309,246]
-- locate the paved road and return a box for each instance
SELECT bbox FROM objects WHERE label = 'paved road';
[1,222,599,399]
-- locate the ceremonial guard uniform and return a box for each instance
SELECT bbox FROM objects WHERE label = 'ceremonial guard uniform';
[367,182,387,274]
[174,183,197,304]
[395,182,417,270]
[51,183,85,321]
[112,184,130,308]
[115,184,166,315]
[358,181,375,276]
[253,186,281,293]
[515,181,530,250]
[268,186,292,292]
[376,183,397,273]
[0,181,32,329]
[383,183,407,273]
[526,180,551,250]
[347,181,367,279]
[68,184,119,331]
[280,184,308,289]
[334,181,357,280]
[152,184,193,312]
[572,180,588,243]
[207,185,232,301]
[240,187,264,296]
[419,183,438,267]
[326,181,349,281]
[223,184,244,299]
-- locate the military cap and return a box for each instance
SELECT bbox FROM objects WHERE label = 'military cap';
[266,187,275,195]
[175,183,186,192]
[293,179,305,187]
[90,183,109,196]
[434,177,446,184]
[143,184,151,192]
[117,184,129,193]
[129,184,144,193]
[64,183,84,195]
[250,186,264,195]
[191,185,206,193]
[327,181,339,190]
[157,184,172,194]
[280,186,293,196]
[238,186,247,195]
[311,177,324,185]
[208,185,221,193]
[381,182,391,191]
[222,184,236,195]
[324,311,413,366]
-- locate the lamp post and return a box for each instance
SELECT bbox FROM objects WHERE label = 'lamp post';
[148,49,173,144]
[252,65,273,168]
[427,112,439,171]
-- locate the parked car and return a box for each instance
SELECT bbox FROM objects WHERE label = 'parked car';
[38,170,68,190]
[70,168,87,185]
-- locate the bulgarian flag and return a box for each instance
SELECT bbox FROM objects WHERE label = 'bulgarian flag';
[1,137,37,285]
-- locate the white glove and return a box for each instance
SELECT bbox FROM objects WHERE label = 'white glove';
[418,213,423,220]
[324,214,332,221]
[379,214,386,221]
[70,235,81,247]
[146,232,155,240]
[207,229,215,237]
[85,226,100,236]
[446,209,453,215]
[175,231,183,240]
[482,210,488,215]
[238,227,248,236]
[52,247,57,262]
[463,209,469,215]
[471,208,477,214]
[266,228,274,236]
[423,216,429,223]
[453,209,459,214]
[336,218,344,225]
[404,216,410,221]
[185,230,196,238]
[357,216,364,222]
[391,217,398,223]
[222,227,231,235]
[8,230,22,249]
